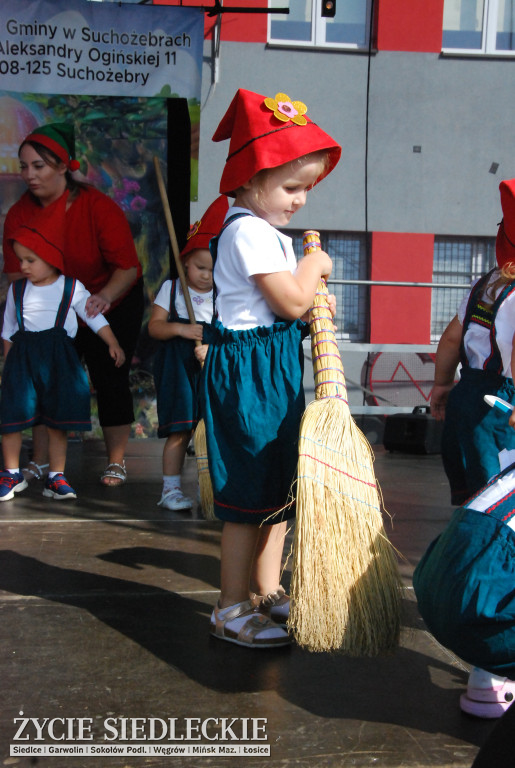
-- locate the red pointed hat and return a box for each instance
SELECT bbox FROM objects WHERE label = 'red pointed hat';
[181,195,230,258]
[212,89,341,195]
[10,193,67,272]
[497,179,515,267]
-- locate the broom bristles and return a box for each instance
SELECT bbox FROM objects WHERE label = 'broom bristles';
[290,398,402,654]
[194,419,216,520]
[289,232,402,655]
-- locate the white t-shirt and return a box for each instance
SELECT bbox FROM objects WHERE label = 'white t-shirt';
[458,271,515,377]
[2,275,109,341]
[213,207,297,330]
[154,280,213,323]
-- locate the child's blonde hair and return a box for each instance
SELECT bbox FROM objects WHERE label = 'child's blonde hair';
[246,150,331,212]
[485,261,515,304]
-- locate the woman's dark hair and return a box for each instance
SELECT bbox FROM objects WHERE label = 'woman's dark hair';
[20,139,89,198]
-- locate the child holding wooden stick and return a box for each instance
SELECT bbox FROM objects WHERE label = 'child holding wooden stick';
[201,89,341,648]
[149,196,228,511]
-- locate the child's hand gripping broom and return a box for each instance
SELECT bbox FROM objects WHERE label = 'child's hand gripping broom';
[288,231,402,655]
[153,157,214,518]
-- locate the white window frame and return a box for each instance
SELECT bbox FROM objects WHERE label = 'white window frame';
[442,0,515,55]
[267,0,372,51]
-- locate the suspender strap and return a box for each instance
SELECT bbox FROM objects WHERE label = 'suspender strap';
[460,269,515,374]
[54,276,76,329]
[13,278,28,332]
[168,279,179,320]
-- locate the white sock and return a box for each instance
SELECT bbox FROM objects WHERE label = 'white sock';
[6,468,20,475]
[48,471,60,479]
[163,475,181,493]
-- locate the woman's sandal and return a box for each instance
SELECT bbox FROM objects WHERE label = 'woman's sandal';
[210,599,291,648]
[22,461,49,482]
[100,462,127,487]
[251,587,290,626]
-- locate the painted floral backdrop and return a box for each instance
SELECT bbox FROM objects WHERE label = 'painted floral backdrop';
[0,91,199,439]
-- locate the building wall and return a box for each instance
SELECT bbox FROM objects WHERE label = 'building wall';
[158,0,515,343]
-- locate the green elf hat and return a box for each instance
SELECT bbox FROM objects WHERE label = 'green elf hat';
[21,122,80,172]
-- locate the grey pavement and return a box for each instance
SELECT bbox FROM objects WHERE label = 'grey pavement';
[0,437,498,767]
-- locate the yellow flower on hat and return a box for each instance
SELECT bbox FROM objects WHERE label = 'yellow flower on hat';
[264,92,308,126]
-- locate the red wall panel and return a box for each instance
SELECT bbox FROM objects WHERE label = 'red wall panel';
[370,232,434,344]
[375,0,444,53]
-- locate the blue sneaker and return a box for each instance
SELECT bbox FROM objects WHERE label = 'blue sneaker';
[0,471,28,501]
[43,473,77,500]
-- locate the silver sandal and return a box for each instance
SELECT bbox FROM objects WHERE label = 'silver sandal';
[22,461,49,482]
[251,587,290,626]
[210,599,290,648]
[100,462,127,486]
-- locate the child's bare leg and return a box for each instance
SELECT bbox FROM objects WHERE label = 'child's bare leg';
[29,423,49,466]
[47,428,67,473]
[162,430,191,475]
[219,522,261,608]
[158,430,194,510]
[2,432,22,470]
[213,521,290,647]
[250,520,287,596]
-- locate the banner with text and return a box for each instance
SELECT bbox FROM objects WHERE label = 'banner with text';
[0,0,203,99]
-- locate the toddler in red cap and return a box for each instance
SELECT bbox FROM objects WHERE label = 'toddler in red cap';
[148,195,228,512]
[429,177,515,717]
[200,89,341,648]
[0,198,125,501]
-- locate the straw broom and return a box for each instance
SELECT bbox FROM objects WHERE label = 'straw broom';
[288,230,402,655]
[153,157,214,519]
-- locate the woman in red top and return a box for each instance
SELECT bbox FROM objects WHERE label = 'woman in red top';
[3,122,144,486]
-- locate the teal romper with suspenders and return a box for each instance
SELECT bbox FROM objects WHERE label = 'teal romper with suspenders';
[0,277,92,434]
[201,213,309,524]
[414,460,515,679]
[441,268,515,505]
[152,279,204,438]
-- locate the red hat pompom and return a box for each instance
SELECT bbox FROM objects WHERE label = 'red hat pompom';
[69,159,80,172]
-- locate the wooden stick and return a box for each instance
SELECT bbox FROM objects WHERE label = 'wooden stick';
[153,156,200,346]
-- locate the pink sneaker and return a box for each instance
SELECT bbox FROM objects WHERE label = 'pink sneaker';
[460,668,515,719]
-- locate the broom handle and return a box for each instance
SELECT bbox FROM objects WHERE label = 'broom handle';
[303,230,347,401]
[153,156,201,347]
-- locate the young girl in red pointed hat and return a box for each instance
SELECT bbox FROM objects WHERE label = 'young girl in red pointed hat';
[200,89,341,648]
[0,200,125,502]
[149,195,228,512]
[427,177,515,718]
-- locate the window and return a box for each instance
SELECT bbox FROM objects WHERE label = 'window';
[288,230,369,341]
[442,0,515,54]
[431,236,496,341]
[268,0,372,50]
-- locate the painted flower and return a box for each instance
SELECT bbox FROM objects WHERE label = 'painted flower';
[187,220,201,240]
[130,195,147,212]
[264,92,308,125]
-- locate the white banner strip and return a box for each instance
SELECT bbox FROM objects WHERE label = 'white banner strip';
[0,0,203,99]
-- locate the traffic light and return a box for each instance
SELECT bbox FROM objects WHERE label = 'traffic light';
[321,0,336,17]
